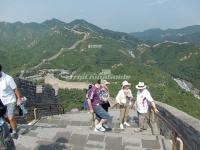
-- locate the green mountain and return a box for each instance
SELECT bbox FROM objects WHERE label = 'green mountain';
[134,43,200,89]
[132,25,200,44]
[0,19,84,74]
[0,19,140,74]
[0,19,200,118]
[68,19,140,47]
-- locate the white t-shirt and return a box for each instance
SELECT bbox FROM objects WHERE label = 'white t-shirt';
[136,89,153,113]
[0,72,17,105]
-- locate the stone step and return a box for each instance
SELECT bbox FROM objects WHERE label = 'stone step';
[15,123,170,150]
[14,110,171,150]
[15,132,168,150]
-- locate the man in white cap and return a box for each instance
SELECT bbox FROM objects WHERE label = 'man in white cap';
[135,82,159,132]
[116,81,133,129]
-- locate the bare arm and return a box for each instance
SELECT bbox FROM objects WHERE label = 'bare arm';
[151,101,159,113]
[15,88,22,106]
[87,98,94,113]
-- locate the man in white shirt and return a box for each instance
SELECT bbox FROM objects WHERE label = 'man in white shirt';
[135,82,159,132]
[0,64,22,139]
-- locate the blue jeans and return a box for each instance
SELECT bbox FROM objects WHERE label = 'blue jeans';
[93,105,111,121]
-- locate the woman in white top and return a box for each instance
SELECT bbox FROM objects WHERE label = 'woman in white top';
[135,82,159,132]
[116,81,133,129]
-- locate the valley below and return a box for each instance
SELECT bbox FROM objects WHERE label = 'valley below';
[173,77,200,99]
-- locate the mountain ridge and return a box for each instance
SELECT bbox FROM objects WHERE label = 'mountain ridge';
[132,25,200,44]
[0,18,200,118]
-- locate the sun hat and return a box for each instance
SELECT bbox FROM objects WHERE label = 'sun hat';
[122,81,131,88]
[101,79,110,85]
[136,82,146,89]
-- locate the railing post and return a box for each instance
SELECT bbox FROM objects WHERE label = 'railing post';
[61,105,65,114]
[34,108,39,120]
[91,113,95,128]
[172,133,178,150]
[151,109,155,122]
[149,108,155,123]
[149,109,158,135]
[172,136,184,150]
[176,137,183,150]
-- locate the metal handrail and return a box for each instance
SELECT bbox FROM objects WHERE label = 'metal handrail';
[38,103,64,113]
[154,111,191,150]
[176,137,184,150]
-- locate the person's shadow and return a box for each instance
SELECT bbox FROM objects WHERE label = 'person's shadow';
[37,137,69,150]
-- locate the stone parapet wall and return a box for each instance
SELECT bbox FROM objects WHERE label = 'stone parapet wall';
[155,101,200,150]
[14,78,62,123]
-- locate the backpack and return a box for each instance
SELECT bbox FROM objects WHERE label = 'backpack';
[0,99,7,117]
[100,90,109,102]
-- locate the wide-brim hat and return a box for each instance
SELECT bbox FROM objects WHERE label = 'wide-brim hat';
[136,82,146,89]
[101,79,110,85]
[122,81,131,88]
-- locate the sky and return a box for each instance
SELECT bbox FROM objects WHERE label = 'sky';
[0,0,200,32]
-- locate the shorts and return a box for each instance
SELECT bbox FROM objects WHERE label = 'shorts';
[5,102,16,118]
[93,105,112,121]
[0,123,16,150]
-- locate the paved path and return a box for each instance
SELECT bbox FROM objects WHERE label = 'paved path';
[15,110,172,150]
[44,74,88,90]
[30,31,89,71]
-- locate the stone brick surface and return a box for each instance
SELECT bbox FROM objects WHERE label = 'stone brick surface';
[14,109,173,150]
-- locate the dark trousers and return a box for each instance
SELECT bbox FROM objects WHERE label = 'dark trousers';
[101,102,110,112]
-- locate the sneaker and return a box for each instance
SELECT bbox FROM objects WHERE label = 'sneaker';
[102,124,112,131]
[95,124,106,132]
[124,122,130,127]
[11,132,18,139]
[120,123,124,129]
[94,128,99,132]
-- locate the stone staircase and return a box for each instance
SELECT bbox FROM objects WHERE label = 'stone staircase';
[14,110,172,150]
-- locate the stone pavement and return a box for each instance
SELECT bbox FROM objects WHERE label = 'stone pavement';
[14,110,172,150]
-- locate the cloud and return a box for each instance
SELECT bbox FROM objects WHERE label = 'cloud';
[147,0,170,6]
